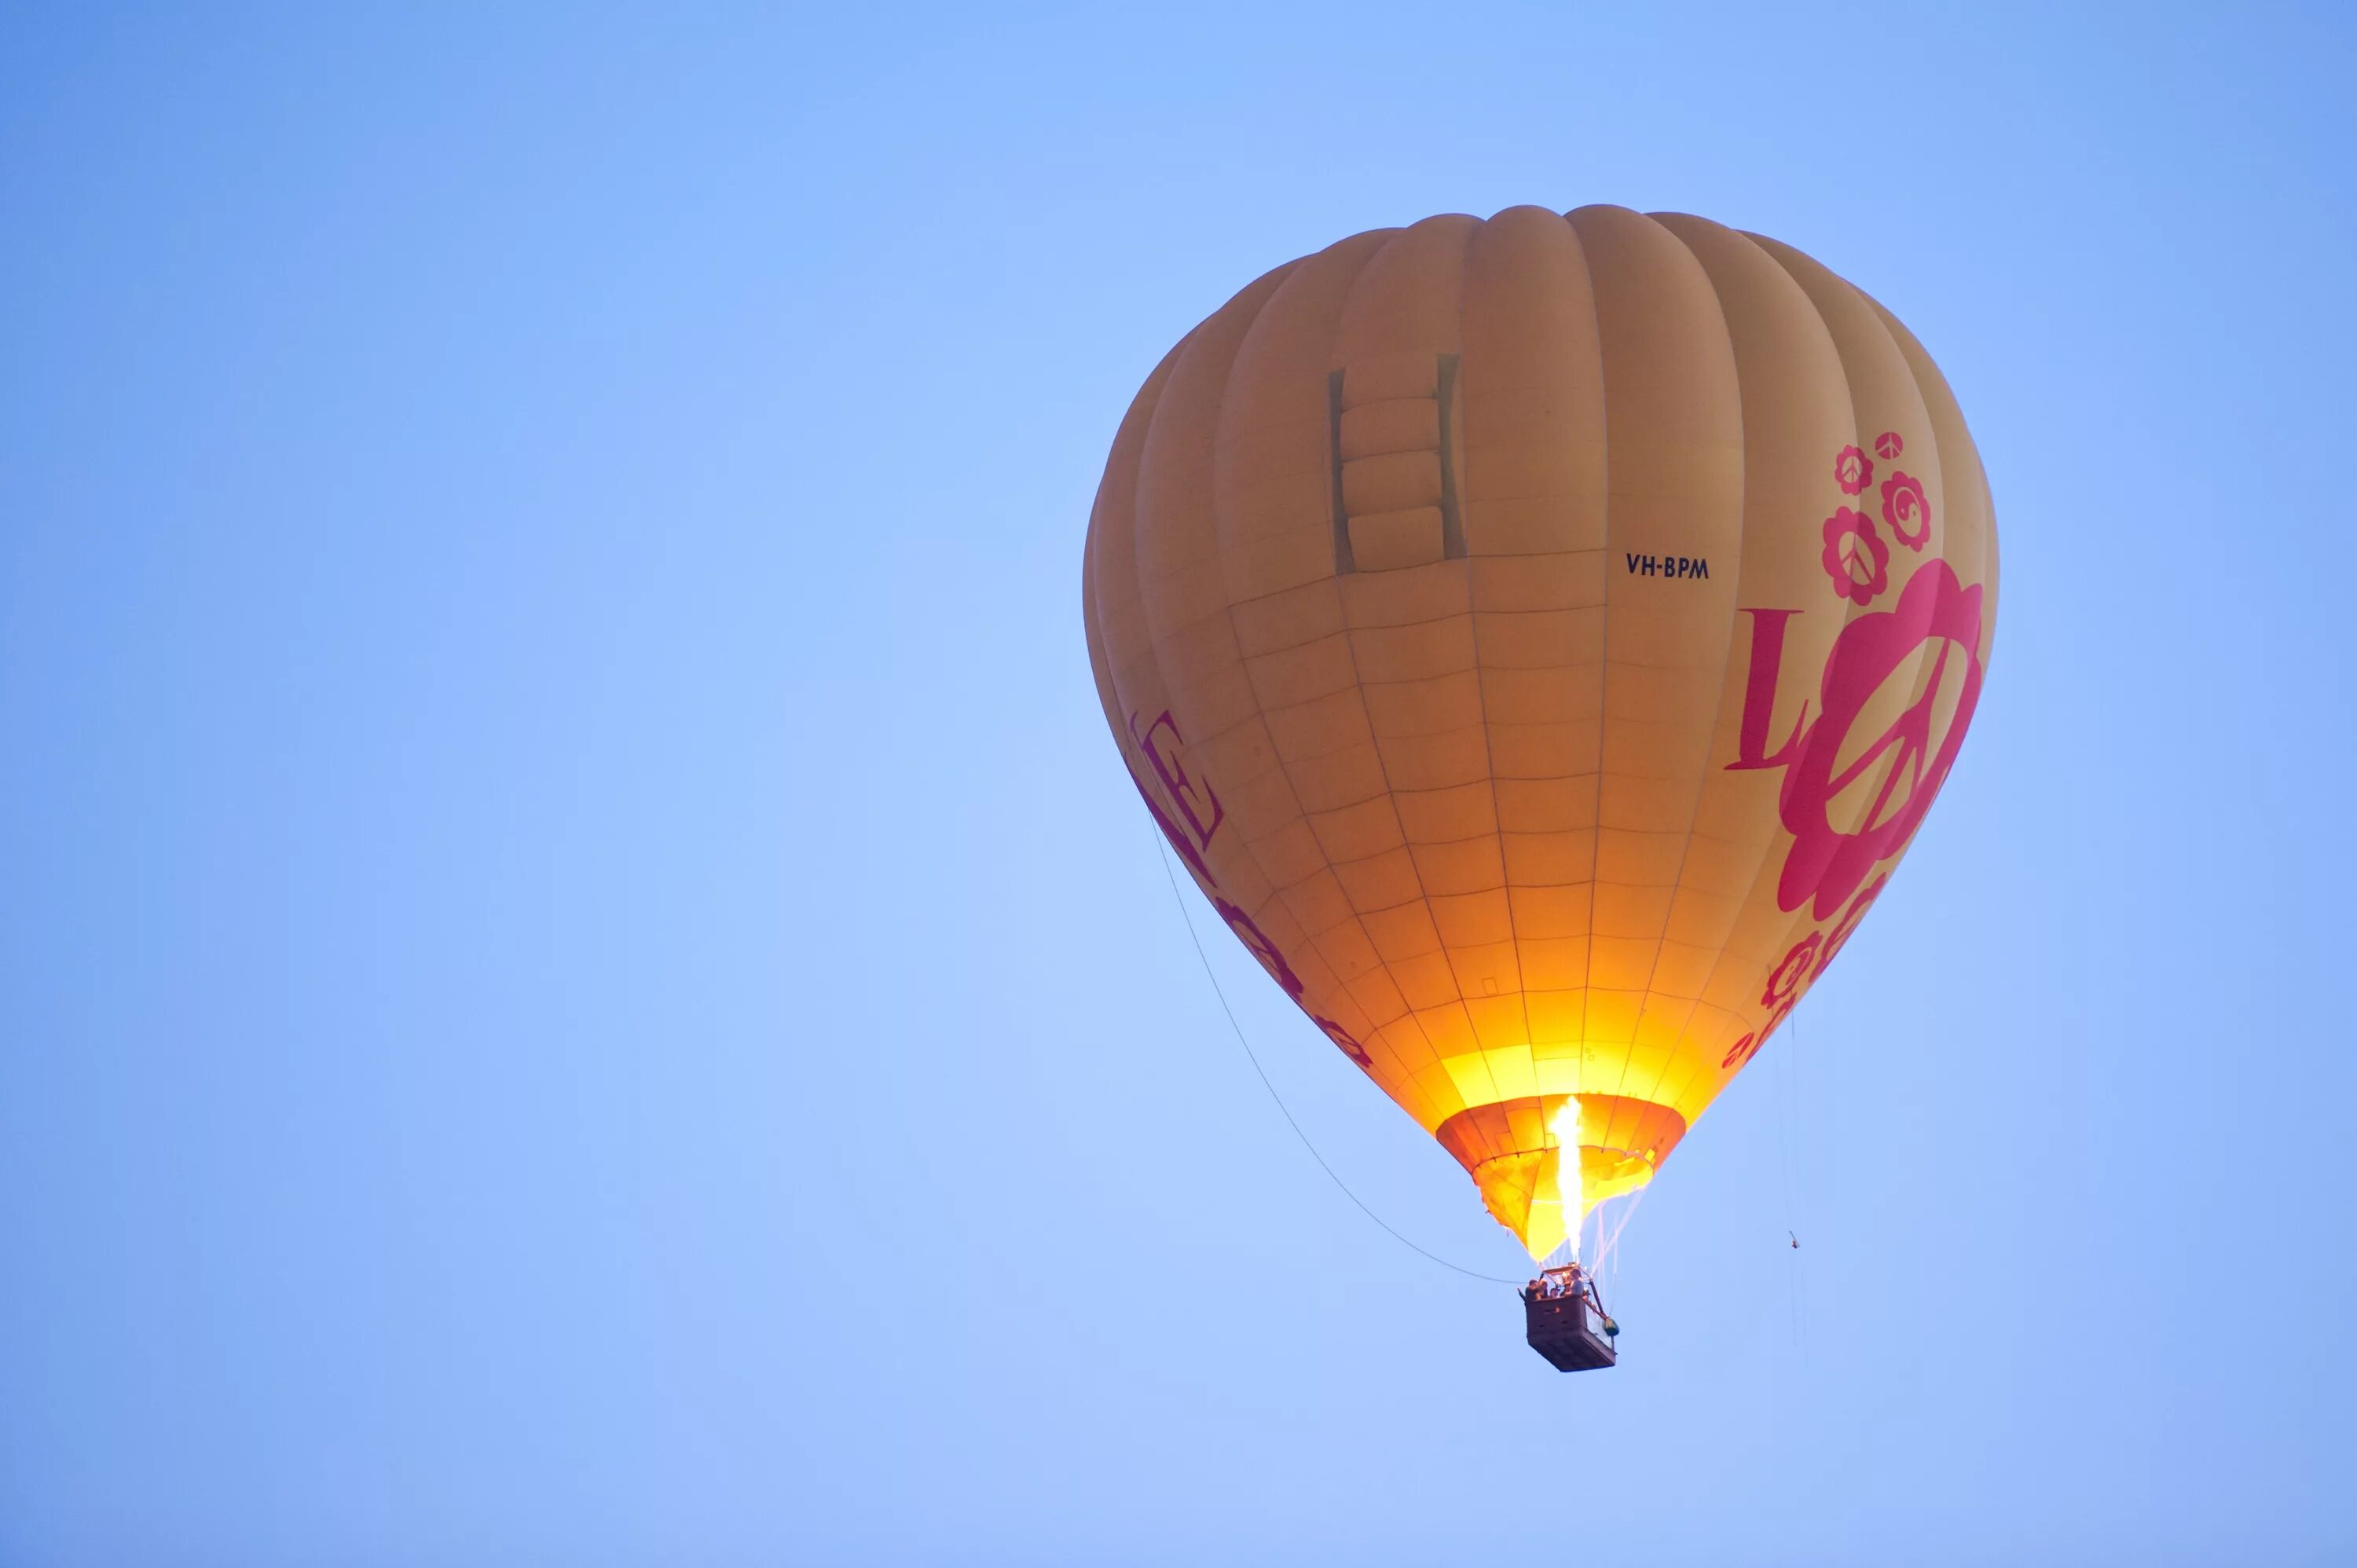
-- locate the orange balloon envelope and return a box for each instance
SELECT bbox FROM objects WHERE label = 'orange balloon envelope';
[1083,206,1996,1259]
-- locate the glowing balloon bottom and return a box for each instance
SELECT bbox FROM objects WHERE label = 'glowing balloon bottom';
[1433,1091,1684,1261]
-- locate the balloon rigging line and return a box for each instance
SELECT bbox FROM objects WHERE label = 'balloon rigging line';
[1596,1185,1646,1273]
[1785,1006,1810,1368]
[1778,1005,1799,1356]
[1153,833,1523,1287]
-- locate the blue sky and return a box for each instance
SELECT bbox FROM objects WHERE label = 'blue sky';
[2,4,2352,1563]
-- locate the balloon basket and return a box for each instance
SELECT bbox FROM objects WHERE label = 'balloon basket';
[1521,1284,1618,1372]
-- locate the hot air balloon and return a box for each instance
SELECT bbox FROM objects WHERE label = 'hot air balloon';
[1081,206,1995,1361]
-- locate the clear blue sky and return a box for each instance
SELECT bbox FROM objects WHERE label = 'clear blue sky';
[3,5,2352,1563]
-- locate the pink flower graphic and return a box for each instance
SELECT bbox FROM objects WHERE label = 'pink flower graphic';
[1881,471,1932,550]
[1835,445,1874,495]
[1214,894,1303,998]
[1314,1014,1373,1068]
[1774,561,1986,919]
[1820,507,1890,605]
[1816,873,1889,972]
[1875,430,1904,460]
[1723,995,1798,1072]
[1761,931,1823,1009]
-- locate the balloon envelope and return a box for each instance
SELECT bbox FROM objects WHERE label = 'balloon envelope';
[1083,205,1996,1258]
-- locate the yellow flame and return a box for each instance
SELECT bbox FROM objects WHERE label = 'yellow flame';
[1473,1090,1666,1260]
[1550,1094,1591,1264]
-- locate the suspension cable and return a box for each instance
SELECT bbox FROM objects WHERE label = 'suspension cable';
[1152,833,1521,1287]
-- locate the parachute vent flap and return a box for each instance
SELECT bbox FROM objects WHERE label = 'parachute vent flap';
[1329,354,1464,573]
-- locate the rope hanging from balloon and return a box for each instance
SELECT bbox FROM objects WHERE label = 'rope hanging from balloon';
[1783,1006,1811,1368]
[1153,830,1523,1288]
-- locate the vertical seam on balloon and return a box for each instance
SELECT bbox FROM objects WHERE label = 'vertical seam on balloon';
[1565,207,1613,1119]
[1740,290,1963,1068]
[1607,214,1753,1127]
[1084,370,1181,748]
[1797,298,1987,966]
[1094,338,1224,1214]
[1091,346,1189,871]
[1135,265,1301,921]
[1692,240,1875,1071]
[1091,349,1186,676]
[1082,533,1118,735]
[1711,239,1935,1072]
[1307,219,1496,1110]
[1626,225,1863,1120]
[1202,233,1450,1084]
[1108,330,1204,888]
[1416,220,1526,1154]
[1871,295,1996,669]
[1877,321,1965,839]
[1648,233,1867,1095]
[1281,240,1446,1076]
[1224,262,1401,1042]
[1804,282,1952,885]
[1446,215,1539,1149]
[1117,291,1280,1161]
